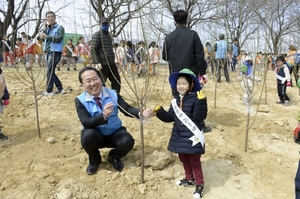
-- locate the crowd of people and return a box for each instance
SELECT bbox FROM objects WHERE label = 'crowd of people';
[2,8,300,199]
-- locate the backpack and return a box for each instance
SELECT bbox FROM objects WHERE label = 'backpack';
[294,53,300,65]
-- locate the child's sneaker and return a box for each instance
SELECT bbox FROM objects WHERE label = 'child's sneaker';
[175,178,195,186]
[193,185,204,199]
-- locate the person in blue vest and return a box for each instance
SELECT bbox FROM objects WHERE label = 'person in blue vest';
[39,11,65,96]
[231,38,239,72]
[75,66,148,175]
[215,34,230,83]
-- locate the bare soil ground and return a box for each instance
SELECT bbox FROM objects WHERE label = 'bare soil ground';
[0,64,299,199]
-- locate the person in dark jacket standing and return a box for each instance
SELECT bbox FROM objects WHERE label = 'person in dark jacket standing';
[91,17,121,93]
[162,10,207,83]
[75,66,148,175]
[144,68,207,199]
[162,10,211,133]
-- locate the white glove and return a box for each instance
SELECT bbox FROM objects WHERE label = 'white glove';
[95,63,102,70]
[281,78,286,84]
[203,74,208,81]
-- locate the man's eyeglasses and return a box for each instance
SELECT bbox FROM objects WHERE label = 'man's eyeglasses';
[83,77,101,84]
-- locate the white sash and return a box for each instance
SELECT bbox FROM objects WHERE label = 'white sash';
[66,45,76,57]
[171,99,205,146]
[25,40,35,51]
[2,40,13,54]
[275,66,288,83]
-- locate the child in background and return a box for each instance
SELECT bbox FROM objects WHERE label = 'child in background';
[275,56,291,105]
[25,36,36,70]
[1,35,15,67]
[35,36,44,67]
[237,50,247,78]
[148,41,160,76]
[126,41,136,77]
[241,56,261,105]
[144,68,207,199]
[63,38,77,71]
[113,43,120,73]
[117,40,127,73]
[14,38,24,64]
[77,37,91,67]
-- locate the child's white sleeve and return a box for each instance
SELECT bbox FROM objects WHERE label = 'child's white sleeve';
[284,66,291,81]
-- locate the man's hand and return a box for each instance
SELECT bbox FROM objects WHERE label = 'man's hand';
[95,63,102,70]
[103,102,114,118]
[287,81,292,86]
[198,74,208,85]
[39,33,47,40]
[143,108,154,118]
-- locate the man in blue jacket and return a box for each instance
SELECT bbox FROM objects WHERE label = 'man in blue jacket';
[75,66,147,175]
[215,34,230,83]
[39,11,65,96]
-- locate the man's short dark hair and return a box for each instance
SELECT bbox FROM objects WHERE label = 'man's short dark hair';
[45,11,56,18]
[78,66,102,84]
[219,34,225,40]
[173,10,188,24]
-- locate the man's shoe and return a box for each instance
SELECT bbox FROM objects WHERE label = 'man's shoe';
[0,132,8,141]
[86,159,101,175]
[108,155,124,172]
[53,89,66,94]
[202,126,211,133]
[74,68,77,71]
[67,68,70,71]
[40,91,53,96]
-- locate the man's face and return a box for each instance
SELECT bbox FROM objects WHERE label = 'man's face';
[46,13,56,25]
[81,70,102,97]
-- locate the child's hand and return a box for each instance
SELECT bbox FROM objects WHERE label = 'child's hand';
[197,90,205,99]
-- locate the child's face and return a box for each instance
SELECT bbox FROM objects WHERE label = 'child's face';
[67,40,72,44]
[276,60,284,67]
[177,77,190,95]
[80,38,84,43]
